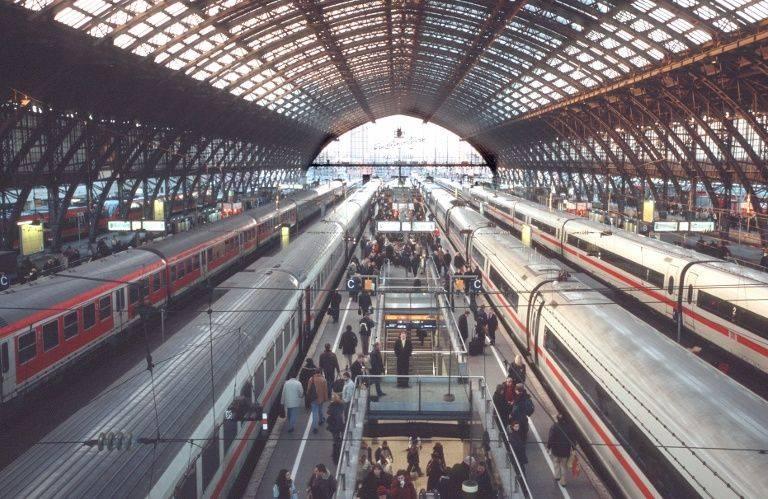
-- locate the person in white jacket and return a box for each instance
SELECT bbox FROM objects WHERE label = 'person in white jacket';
[281,377,304,433]
[341,371,356,417]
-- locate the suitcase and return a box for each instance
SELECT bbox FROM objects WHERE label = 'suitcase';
[468,336,484,356]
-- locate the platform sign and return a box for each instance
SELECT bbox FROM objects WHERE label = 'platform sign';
[653,221,678,232]
[401,222,412,232]
[521,223,532,247]
[153,199,165,221]
[141,221,166,232]
[281,225,290,249]
[20,223,44,256]
[678,222,690,232]
[453,277,466,292]
[376,221,401,232]
[642,200,655,223]
[689,221,715,232]
[411,221,435,232]
[108,221,132,231]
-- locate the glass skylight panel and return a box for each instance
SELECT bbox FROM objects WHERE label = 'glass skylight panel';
[74,0,109,15]
[56,8,91,28]
[126,0,151,15]
[114,33,135,48]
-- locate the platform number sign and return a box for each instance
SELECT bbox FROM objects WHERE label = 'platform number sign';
[472,277,483,292]
[0,273,8,291]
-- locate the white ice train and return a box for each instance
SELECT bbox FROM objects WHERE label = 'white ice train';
[437,179,768,374]
[422,182,768,499]
[0,181,379,499]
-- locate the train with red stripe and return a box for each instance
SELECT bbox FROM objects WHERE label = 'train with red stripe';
[0,182,346,404]
[438,179,768,374]
[0,180,379,498]
[423,182,768,498]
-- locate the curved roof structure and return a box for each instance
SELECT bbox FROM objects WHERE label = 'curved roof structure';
[2,0,768,247]
[11,0,768,138]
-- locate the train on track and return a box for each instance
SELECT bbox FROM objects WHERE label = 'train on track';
[0,180,379,499]
[437,179,768,374]
[0,182,346,404]
[422,181,768,499]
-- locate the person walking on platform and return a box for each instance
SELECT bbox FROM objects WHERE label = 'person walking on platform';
[394,331,413,388]
[340,325,358,368]
[487,311,498,345]
[273,469,298,499]
[329,290,342,323]
[474,461,494,497]
[299,358,317,410]
[508,354,527,385]
[327,393,346,463]
[547,414,574,488]
[359,313,375,355]
[280,377,303,433]
[359,464,392,499]
[510,420,529,479]
[319,344,340,397]
[307,370,329,434]
[426,450,447,491]
[457,310,470,344]
[410,253,420,277]
[509,383,535,442]
[306,463,337,499]
[405,437,423,477]
[359,289,373,316]
[342,371,355,415]
[389,470,418,499]
[351,353,366,382]
[476,304,488,327]
[442,251,452,276]
[368,341,386,398]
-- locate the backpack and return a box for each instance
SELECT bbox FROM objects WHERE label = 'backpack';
[522,396,535,416]
[307,381,317,402]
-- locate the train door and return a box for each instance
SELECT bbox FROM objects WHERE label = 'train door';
[114,287,128,331]
[684,272,699,332]
[666,264,679,316]
[530,296,547,366]
[0,340,14,403]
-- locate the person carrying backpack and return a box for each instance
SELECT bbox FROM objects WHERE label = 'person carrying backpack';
[509,383,534,442]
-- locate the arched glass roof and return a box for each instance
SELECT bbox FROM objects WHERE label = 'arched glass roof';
[11,0,768,139]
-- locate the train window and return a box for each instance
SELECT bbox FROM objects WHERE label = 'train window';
[185,258,193,274]
[42,321,59,351]
[99,296,111,321]
[192,256,199,271]
[152,272,162,291]
[687,284,693,304]
[18,331,36,364]
[207,248,213,262]
[266,345,275,378]
[201,433,220,491]
[176,467,197,499]
[169,265,177,281]
[667,276,674,295]
[545,330,698,497]
[471,245,485,269]
[735,307,768,340]
[1,342,8,373]
[489,266,518,311]
[201,250,207,266]
[63,312,78,339]
[129,284,140,304]
[177,263,185,279]
[83,303,96,330]
[514,211,526,223]
[275,330,284,361]
[253,363,265,400]
[647,269,664,289]
[530,218,557,236]
[696,291,732,321]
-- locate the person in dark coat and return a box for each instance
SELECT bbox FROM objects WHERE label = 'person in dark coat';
[368,341,385,397]
[358,290,373,316]
[350,353,366,382]
[487,311,498,345]
[474,461,494,497]
[457,310,470,343]
[306,463,337,499]
[442,251,452,276]
[393,331,413,387]
[493,383,510,426]
[327,394,346,463]
[410,253,420,276]
[426,451,446,491]
[453,253,465,270]
[319,344,340,397]
[509,420,528,478]
[339,325,358,368]
[389,470,417,499]
[329,290,342,323]
[760,248,768,269]
[359,314,375,355]
[509,384,534,442]
[508,354,526,385]
[299,358,317,409]
[547,414,574,487]
[359,464,393,499]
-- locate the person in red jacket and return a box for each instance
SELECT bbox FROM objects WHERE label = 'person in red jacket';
[389,469,417,499]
